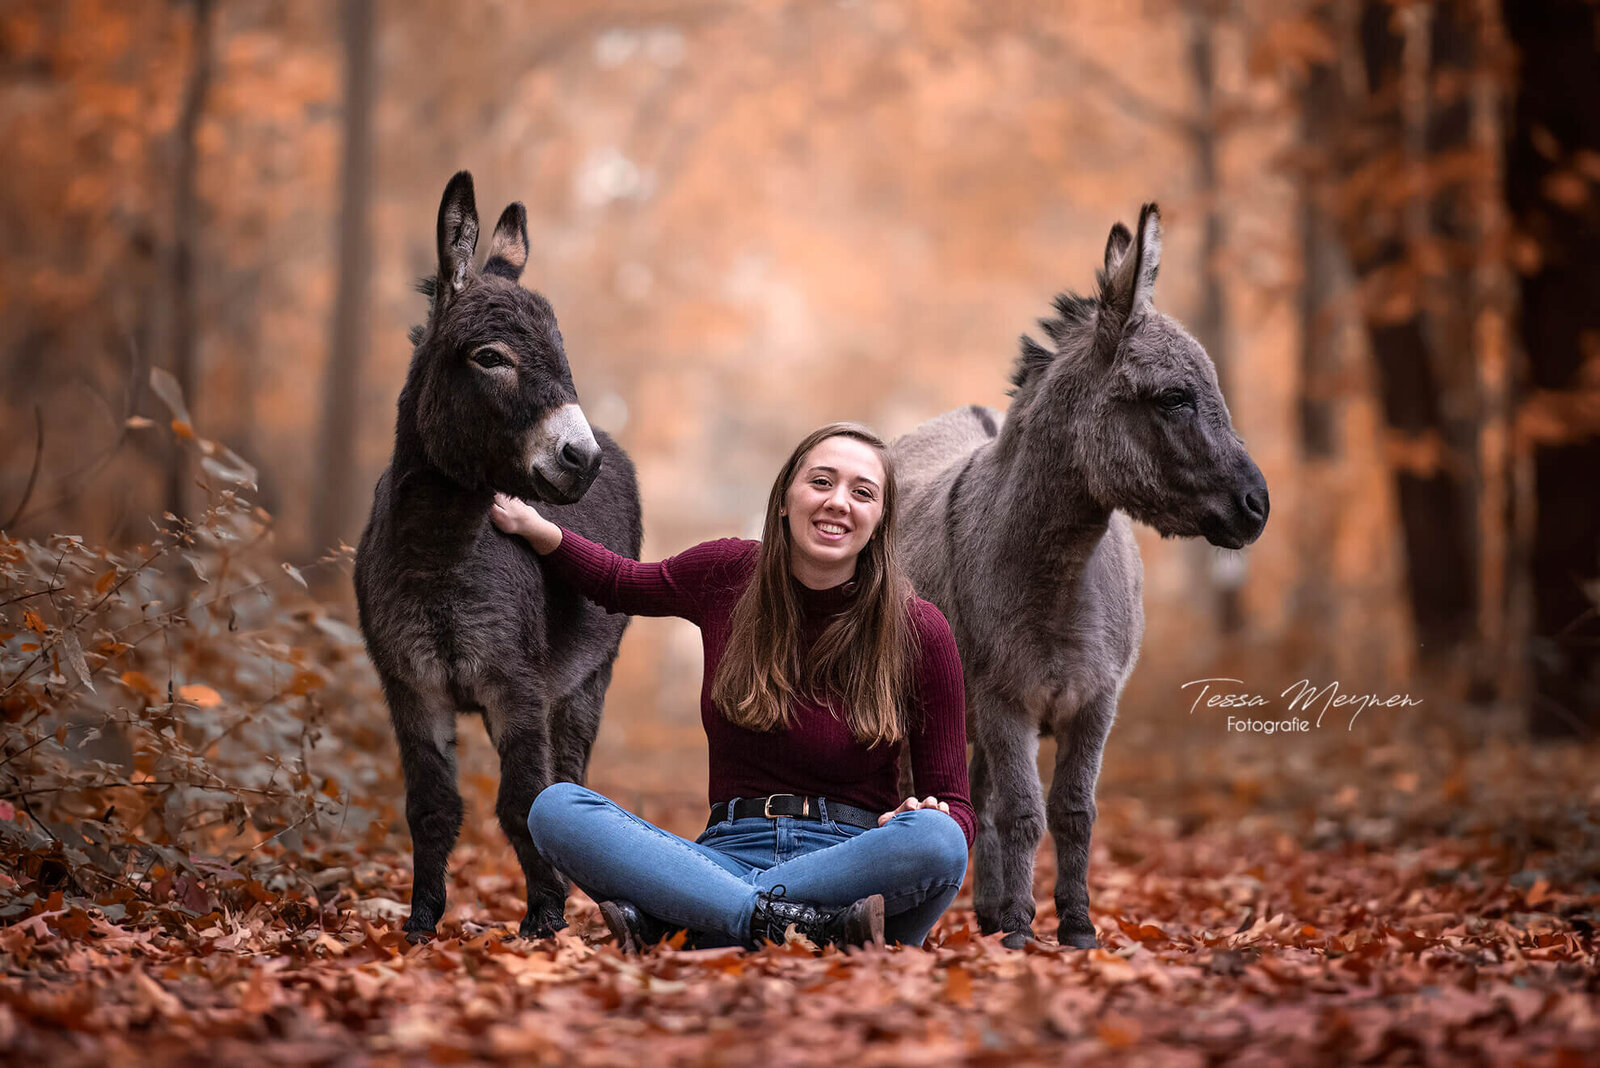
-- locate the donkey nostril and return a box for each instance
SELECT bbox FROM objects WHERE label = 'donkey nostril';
[1242,489,1268,521]
[560,438,602,478]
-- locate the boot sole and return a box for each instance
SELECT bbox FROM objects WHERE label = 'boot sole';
[846,893,886,948]
[598,900,642,954]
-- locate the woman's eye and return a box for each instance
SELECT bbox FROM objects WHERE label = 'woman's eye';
[811,478,830,488]
[855,488,874,500]
[472,347,511,369]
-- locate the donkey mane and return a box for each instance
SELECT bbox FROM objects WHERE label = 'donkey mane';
[408,276,438,347]
[406,275,557,350]
[1009,291,1096,395]
[1009,217,1160,398]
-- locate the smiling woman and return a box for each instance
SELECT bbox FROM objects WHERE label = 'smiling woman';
[490,422,974,953]
[710,426,914,751]
[785,436,885,585]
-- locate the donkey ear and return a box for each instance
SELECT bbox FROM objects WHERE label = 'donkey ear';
[1101,203,1161,326]
[1103,222,1133,276]
[483,203,529,281]
[436,171,480,298]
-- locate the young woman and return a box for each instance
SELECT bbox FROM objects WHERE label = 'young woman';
[491,422,972,950]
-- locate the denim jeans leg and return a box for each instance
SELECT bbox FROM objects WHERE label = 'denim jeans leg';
[881,880,964,946]
[526,783,761,943]
[751,808,970,946]
[658,815,792,948]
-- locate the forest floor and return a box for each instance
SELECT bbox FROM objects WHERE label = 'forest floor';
[2,722,1598,1068]
[7,370,1595,1066]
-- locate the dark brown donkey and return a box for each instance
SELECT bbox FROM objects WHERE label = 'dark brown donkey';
[355,172,641,940]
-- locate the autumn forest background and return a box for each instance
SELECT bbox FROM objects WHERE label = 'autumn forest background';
[2,1,1598,1065]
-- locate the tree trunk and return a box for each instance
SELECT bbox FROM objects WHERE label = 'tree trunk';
[1502,0,1600,735]
[1464,0,1518,705]
[1336,0,1479,663]
[1290,4,1347,676]
[312,0,376,559]
[1186,5,1246,633]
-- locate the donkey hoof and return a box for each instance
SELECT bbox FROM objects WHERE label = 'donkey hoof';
[402,909,441,943]
[1057,926,1099,950]
[519,911,568,940]
[1000,928,1036,950]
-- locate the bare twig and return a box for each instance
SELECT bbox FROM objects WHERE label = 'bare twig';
[198,690,286,756]
[6,773,62,843]
[240,804,326,859]
[0,542,172,697]
[1,407,44,531]
[0,586,64,608]
[14,341,143,527]
[1,779,302,801]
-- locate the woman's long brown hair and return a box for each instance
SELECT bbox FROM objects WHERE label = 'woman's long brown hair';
[710,422,917,747]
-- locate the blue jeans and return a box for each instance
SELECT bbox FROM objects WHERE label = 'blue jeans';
[527,782,969,947]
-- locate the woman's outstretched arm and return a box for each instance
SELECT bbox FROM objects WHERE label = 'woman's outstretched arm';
[491,493,751,624]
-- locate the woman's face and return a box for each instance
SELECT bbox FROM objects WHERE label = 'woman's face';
[783,435,887,578]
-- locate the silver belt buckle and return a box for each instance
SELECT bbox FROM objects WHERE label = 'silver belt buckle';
[763,793,804,818]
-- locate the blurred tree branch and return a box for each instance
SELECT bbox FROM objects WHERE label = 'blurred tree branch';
[167,0,215,524]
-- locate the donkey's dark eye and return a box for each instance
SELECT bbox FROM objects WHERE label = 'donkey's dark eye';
[471,346,512,370]
[1157,389,1194,413]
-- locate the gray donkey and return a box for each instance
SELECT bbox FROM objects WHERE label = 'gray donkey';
[891,205,1268,948]
[355,172,641,941]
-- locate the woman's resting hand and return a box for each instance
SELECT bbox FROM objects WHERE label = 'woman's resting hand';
[490,493,563,553]
[878,795,951,826]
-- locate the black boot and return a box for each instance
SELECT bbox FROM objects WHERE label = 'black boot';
[598,899,679,954]
[747,885,885,949]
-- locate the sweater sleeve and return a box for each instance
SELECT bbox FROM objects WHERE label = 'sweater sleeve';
[543,530,754,626]
[906,599,975,847]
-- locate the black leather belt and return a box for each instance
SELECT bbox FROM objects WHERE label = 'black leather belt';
[708,794,880,831]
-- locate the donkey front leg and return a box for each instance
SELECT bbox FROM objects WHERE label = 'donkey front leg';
[1047,693,1115,949]
[548,662,610,787]
[968,741,1004,934]
[979,709,1046,948]
[491,712,568,939]
[385,679,463,942]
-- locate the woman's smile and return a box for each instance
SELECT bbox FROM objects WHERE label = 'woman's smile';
[783,435,885,588]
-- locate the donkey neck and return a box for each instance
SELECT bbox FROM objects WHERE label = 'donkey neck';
[983,402,1113,585]
[386,415,495,565]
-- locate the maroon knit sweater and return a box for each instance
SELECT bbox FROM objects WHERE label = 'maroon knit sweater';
[545,532,975,847]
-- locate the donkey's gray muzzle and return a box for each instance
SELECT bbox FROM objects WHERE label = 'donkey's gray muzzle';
[527,403,602,503]
[1203,461,1269,549]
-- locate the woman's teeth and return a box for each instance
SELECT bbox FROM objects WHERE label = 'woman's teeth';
[816,522,847,538]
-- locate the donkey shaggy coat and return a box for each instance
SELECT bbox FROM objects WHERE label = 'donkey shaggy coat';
[356,172,641,941]
[892,205,1268,948]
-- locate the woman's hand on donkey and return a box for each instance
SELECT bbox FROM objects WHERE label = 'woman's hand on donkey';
[878,795,951,826]
[491,493,564,553]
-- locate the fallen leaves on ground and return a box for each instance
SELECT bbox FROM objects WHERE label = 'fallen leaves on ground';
[3,756,1598,1068]
[3,467,1598,1064]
